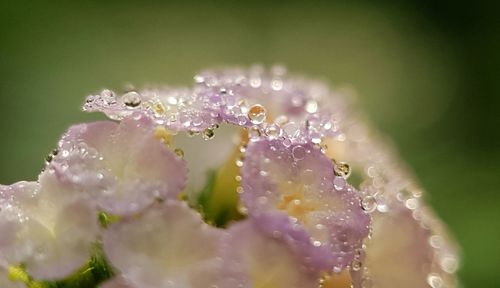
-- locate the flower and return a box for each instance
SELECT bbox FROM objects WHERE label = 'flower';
[240,139,370,272]
[0,65,459,288]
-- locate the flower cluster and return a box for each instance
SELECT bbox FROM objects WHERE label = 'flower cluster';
[0,66,459,288]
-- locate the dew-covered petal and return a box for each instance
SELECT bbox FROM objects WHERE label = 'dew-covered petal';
[83,67,342,142]
[103,200,222,288]
[240,139,370,270]
[25,201,99,279]
[357,206,444,288]
[53,113,187,215]
[0,176,100,280]
[83,88,220,133]
[217,219,319,288]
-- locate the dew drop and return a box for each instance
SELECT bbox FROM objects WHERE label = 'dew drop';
[275,115,289,125]
[440,256,458,274]
[192,116,203,127]
[248,126,262,141]
[45,148,59,164]
[202,128,215,140]
[427,274,443,288]
[333,177,346,190]
[235,159,244,167]
[351,259,362,271]
[264,124,282,139]
[333,160,351,178]
[174,148,184,158]
[122,91,142,107]
[248,104,267,125]
[282,122,300,138]
[361,196,377,213]
[305,99,318,113]
[282,138,292,147]
[292,145,306,160]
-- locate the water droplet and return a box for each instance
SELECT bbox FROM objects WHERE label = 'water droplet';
[248,126,261,141]
[153,102,167,117]
[194,74,205,83]
[174,148,184,158]
[45,148,59,164]
[248,104,267,124]
[265,124,282,139]
[292,145,306,160]
[122,91,141,107]
[310,132,322,144]
[361,196,377,213]
[283,122,300,138]
[429,235,444,249]
[375,195,389,213]
[305,99,318,113]
[192,116,203,127]
[427,274,443,288]
[333,177,346,190]
[405,198,418,210]
[333,160,351,178]
[271,79,283,90]
[275,115,289,125]
[351,259,362,271]
[282,138,292,147]
[235,159,244,167]
[440,256,459,274]
[202,128,215,140]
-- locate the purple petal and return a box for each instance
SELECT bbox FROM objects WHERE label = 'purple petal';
[240,139,370,270]
[83,67,342,143]
[52,113,187,215]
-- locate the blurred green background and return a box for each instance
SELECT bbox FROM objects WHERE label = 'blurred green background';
[1,1,499,287]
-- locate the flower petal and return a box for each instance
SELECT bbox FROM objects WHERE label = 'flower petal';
[53,113,187,215]
[0,177,100,280]
[217,219,320,288]
[355,204,459,288]
[240,139,370,270]
[103,200,222,288]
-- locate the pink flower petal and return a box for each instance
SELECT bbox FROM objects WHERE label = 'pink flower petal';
[241,139,370,270]
[103,200,222,288]
[52,113,187,215]
[356,204,459,288]
[0,177,99,280]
